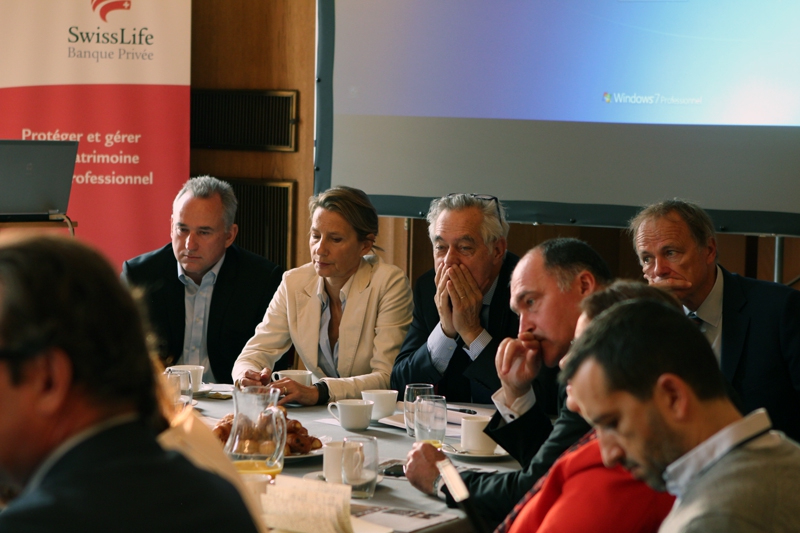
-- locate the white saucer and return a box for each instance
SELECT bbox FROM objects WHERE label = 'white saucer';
[193,383,214,397]
[442,444,509,461]
[303,471,383,483]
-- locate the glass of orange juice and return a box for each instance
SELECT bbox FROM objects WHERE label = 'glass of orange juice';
[233,459,283,477]
[414,395,447,448]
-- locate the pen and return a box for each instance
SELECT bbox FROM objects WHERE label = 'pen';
[447,407,478,415]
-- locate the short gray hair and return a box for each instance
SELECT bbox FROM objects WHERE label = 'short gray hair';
[426,194,509,245]
[175,176,238,229]
[628,199,715,250]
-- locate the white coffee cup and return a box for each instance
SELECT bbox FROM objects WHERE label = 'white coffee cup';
[323,441,345,483]
[272,369,313,386]
[460,415,496,454]
[239,473,271,498]
[169,365,204,392]
[327,399,374,431]
[361,390,398,421]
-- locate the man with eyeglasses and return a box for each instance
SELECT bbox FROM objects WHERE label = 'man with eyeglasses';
[392,193,538,404]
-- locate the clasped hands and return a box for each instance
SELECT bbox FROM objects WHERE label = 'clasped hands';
[435,263,484,346]
[240,368,319,406]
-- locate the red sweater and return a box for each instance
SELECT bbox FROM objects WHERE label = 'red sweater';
[506,439,675,533]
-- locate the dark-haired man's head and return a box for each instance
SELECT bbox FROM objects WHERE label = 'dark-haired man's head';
[562,299,732,490]
[510,238,612,367]
[560,280,681,412]
[0,234,157,485]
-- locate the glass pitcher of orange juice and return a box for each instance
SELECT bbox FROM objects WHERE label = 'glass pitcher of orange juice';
[225,386,287,477]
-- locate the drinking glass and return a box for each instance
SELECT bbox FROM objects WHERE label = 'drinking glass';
[404,383,434,437]
[414,395,447,447]
[164,368,193,409]
[342,436,379,499]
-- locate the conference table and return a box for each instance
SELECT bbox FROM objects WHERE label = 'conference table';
[195,393,521,533]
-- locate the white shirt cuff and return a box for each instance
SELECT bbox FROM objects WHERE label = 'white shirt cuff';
[492,388,537,425]
[463,329,492,360]
[427,323,458,375]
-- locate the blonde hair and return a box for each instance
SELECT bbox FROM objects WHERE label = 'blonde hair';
[308,186,382,251]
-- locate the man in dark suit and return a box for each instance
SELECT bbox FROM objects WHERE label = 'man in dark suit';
[630,199,800,441]
[123,176,283,383]
[0,234,258,532]
[391,194,526,404]
[404,238,612,529]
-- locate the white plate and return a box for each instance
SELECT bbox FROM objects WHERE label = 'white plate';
[303,471,383,484]
[283,435,331,461]
[284,448,324,461]
[193,383,214,397]
[442,444,509,461]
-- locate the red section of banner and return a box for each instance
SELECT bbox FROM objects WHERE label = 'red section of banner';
[0,84,188,269]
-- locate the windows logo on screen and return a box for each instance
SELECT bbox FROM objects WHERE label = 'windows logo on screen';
[603,92,611,104]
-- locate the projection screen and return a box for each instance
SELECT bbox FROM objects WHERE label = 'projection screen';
[315,0,800,235]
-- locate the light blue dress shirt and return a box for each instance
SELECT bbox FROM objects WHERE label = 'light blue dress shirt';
[177,255,225,383]
[317,275,356,379]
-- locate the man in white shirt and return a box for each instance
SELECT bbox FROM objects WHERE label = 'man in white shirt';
[123,176,283,383]
[564,299,800,533]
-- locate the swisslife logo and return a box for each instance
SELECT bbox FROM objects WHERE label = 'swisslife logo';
[92,0,132,23]
[68,0,155,62]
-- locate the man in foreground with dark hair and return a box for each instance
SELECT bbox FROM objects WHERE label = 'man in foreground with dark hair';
[405,238,612,528]
[0,234,258,532]
[564,299,800,532]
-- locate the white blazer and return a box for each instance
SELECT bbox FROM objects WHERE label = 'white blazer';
[232,255,413,401]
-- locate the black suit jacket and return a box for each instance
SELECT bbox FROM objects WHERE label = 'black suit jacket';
[122,244,283,382]
[391,253,530,404]
[720,267,800,441]
[0,420,258,533]
[448,385,591,529]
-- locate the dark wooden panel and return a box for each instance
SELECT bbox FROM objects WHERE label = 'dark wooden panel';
[190,0,316,268]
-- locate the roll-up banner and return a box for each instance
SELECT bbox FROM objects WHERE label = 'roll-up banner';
[0,0,191,267]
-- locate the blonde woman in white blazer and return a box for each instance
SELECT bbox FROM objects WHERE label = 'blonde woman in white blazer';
[232,186,413,405]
